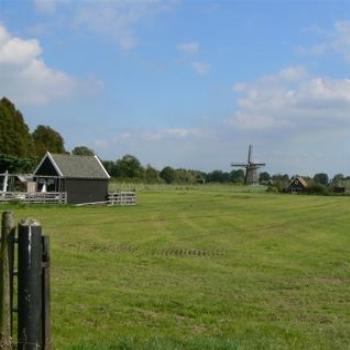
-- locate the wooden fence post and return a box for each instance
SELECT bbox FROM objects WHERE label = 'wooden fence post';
[0,211,15,350]
[18,219,43,350]
[42,236,51,350]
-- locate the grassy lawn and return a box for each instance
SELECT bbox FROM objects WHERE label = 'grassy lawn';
[1,185,350,349]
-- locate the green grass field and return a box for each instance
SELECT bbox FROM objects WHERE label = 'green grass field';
[1,185,350,349]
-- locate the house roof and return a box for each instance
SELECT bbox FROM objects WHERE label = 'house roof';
[34,152,110,179]
[289,176,309,188]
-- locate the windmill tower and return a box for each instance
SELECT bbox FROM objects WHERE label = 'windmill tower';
[231,145,266,185]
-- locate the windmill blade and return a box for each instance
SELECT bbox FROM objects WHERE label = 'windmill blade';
[247,144,253,163]
[231,163,249,167]
[253,163,266,166]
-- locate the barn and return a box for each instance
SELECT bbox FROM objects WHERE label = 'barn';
[33,152,110,204]
[285,176,309,193]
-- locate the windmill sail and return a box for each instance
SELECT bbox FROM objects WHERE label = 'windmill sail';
[231,145,266,185]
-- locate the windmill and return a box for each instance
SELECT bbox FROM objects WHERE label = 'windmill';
[231,145,266,185]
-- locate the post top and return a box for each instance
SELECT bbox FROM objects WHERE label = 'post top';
[19,218,41,227]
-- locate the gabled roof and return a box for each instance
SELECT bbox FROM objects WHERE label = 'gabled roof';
[34,152,110,179]
[289,176,309,188]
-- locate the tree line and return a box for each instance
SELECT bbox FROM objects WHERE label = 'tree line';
[0,97,348,189]
[0,97,95,172]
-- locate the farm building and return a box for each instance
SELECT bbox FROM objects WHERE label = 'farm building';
[285,176,309,193]
[33,152,110,204]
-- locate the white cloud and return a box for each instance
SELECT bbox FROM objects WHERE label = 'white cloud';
[230,66,350,130]
[177,41,200,55]
[191,61,210,76]
[75,0,179,50]
[0,24,97,105]
[301,20,350,62]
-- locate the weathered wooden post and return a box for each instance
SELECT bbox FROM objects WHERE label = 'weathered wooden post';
[18,219,43,350]
[42,236,51,350]
[0,211,15,350]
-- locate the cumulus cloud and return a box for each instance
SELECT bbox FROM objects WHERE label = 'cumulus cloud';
[177,41,200,55]
[75,0,179,50]
[0,24,96,105]
[191,61,210,76]
[230,66,350,130]
[300,20,350,62]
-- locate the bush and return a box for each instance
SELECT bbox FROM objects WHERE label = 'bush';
[305,184,329,195]
[266,186,279,193]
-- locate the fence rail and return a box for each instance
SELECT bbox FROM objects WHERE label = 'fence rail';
[108,192,136,206]
[0,192,67,204]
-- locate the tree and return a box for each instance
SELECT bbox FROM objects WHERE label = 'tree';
[160,166,176,184]
[313,173,329,186]
[114,154,144,179]
[0,154,33,173]
[259,171,271,185]
[206,170,231,183]
[32,125,66,158]
[72,146,95,156]
[230,169,245,184]
[331,173,344,186]
[102,160,115,177]
[0,97,33,158]
[271,174,290,192]
[144,165,160,183]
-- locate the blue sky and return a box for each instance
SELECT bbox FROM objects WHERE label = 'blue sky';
[1,0,350,175]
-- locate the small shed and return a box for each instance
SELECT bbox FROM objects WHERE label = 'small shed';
[33,152,110,204]
[286,176,309,193]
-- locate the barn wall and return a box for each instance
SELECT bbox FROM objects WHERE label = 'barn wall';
[64,178,108,204]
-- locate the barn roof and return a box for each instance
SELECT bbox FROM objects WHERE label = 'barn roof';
[34,152,110,179]
[289,176,309,188]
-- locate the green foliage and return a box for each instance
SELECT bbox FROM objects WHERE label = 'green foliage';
[271,174,290,192]
[144,165,161,183]
[32,125,66,158]
[0,154,33,173]
[114,154,144,178]
[159,166,176,184]
[0,97,33,158]
[206,170,231,183]
[313,173,329,186]
[259,171,271,185]
[266,185,279,193]
[305,183,330,195]
[72,146,95,156]
[230,169,245,184]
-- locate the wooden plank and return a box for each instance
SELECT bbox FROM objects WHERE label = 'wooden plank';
[0,211,15,349]
[42,236,51,350]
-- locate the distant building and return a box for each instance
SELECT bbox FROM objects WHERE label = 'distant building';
[33,152,110,204]
[285,176,309,193]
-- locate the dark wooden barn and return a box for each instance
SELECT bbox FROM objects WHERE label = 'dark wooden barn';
[285,176,309,193]
[33,152,110,204]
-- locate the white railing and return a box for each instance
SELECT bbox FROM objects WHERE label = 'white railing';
[0,192,67,204]
[108,192,136,206]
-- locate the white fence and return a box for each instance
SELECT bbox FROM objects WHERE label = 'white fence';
[0,192,67,204]
[108,192,136,206]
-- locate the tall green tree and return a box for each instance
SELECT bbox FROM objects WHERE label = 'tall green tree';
[313,173,329,186]
[32,125,66,158]
[259,171,271,185]
[144,165,160,183]
[160,166,176,184]
[0,97,33,157]
[72,146,95,156]
[114,155,144,179]
[230,169,245,184]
